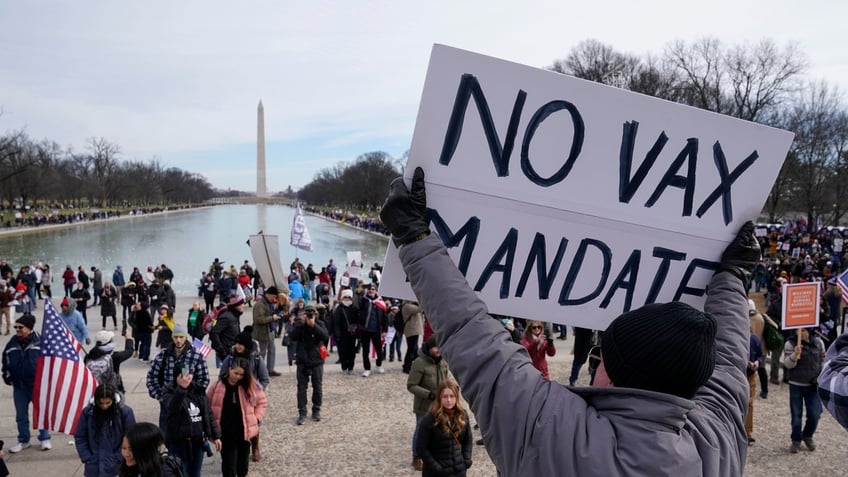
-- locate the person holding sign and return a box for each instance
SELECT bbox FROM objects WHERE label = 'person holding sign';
[782,327,826,453]
[381,168,758,476]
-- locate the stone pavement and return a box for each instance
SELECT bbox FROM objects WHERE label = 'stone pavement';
[2,294,848,476]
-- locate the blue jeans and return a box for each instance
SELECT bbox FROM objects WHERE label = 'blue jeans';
[138,333,152,360]
[13,385,50,443]
[168,439,205,477]
[789,384,822,442]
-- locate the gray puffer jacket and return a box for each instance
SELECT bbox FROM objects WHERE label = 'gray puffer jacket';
[398,234,749,477]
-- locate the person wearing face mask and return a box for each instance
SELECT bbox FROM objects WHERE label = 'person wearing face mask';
[358,284,388,377]
[332,289,359,375]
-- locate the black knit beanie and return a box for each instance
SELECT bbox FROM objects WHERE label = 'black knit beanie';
[601,302,717,399]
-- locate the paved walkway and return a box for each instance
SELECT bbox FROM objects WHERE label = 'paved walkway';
[2,294,848,476]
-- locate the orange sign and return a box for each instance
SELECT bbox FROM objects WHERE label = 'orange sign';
[781,282,821,330]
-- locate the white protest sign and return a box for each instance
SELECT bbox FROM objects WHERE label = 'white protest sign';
[346,251,363,282]
[381,45,794,330]
[834,238,844,253]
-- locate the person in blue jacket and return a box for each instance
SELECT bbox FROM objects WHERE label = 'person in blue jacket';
[75,383,136,477]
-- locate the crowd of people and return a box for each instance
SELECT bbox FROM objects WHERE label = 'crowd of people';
[5,197,848,475]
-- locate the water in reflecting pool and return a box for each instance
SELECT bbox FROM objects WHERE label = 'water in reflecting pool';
[0,204,388,296]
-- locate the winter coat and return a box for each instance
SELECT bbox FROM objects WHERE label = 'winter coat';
[251,297,276,344]
[408,347,451,415]
[146,344,210,401]
[416,411,473,477]
[162,384,221,443]
[819,329,848,430]
[220,344,270,390]
[100,286,118,317]
[74,395,136,477]
[332,303,359,337]
[210,310,241,360]
[403,302,424,337]
[398,234,750,477]
[2,332,41,387]
[290,318,329,367]
[520,335,556,380]
[63,268,77,287]
[207,380,268,442]
[61,299,89,343]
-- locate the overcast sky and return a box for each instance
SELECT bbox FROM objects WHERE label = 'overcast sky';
[1,1,845,193]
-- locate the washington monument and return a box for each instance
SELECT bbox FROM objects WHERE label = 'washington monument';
[256,100,268,197]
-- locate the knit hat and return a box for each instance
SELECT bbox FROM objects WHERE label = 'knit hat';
[172,323,189,338]
[16,314,35,331]
[61,297,69,307]
[160,303,169,310]
[341,289,353,299]
[95,330,114,344]
[265,286,279,296]
[235,329,253,348]
[601,302,717,399]
[228,296,245,307]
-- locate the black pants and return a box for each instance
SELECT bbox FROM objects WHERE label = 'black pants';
[220,438,250,477]
[360,331,383,370]
[297,364,324,415]
[403,335,420,372]
[337,333,357,371]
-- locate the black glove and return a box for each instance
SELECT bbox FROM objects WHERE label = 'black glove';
[380,166,430,247]
[427,390,435,400]
[716,220,761,286]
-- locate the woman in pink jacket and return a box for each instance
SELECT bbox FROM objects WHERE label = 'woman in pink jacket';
[207,357,267,477]
[520,320,556,380]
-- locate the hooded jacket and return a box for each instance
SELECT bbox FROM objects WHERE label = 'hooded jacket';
[407,346,451,415]
[290,318,329,367]
[74,393,136,477]
[398,234,749,477]
[61,299,89,343]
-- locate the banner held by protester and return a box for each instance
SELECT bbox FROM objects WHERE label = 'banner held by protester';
[381,44,795,330]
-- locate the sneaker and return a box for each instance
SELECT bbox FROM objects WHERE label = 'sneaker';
[9,442,30,453]
[312,411,321,422]
[759,392,767,399]
[377,366,385,374]
[747,436,756,446]
[803,437,816,451]
[296,415,306,426]
[362,370,371,377]
[41,439,52,451]
[790,441,801,453]
[476,438,485,445]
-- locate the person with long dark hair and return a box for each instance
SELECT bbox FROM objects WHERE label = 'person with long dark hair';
[208,357,267,477]
[416,380,473,477]
[74,383,136,477]
[119,422,182,477]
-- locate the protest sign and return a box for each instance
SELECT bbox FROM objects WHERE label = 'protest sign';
[346,251,363,283]
[381,45,794,330]
[781,282,821,330]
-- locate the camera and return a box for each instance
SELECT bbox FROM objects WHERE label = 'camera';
[202,440,213,457]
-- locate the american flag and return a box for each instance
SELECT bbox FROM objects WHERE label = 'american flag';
[193,337,213,359]
[837,269,848,306]
[33,299,96,435]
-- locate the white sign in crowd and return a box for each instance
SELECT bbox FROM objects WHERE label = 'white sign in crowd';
[382,45,794,330]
